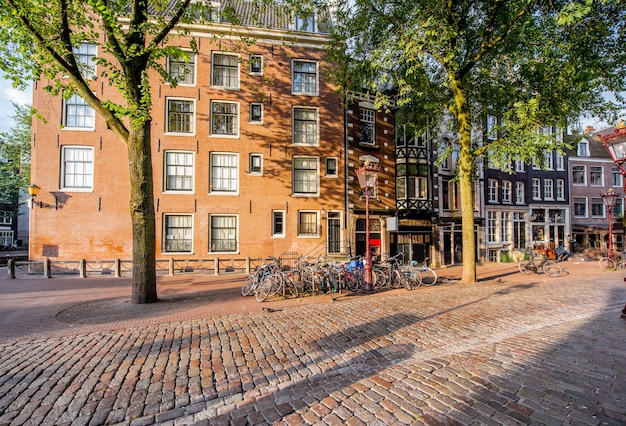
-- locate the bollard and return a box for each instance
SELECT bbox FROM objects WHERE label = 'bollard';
[246,257,250,274]
[214,257,219,275]
[114,259,121,277]
[169,258,174,276]
[7,259,15,279]
[79,259,86,278]
[44,258,51,279]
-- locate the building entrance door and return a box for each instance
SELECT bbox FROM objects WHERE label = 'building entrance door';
[327,213,341,254]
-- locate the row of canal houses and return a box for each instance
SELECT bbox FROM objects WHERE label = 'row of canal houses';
[25,0,620,267]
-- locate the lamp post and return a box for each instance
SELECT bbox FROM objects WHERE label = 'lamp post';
[589,119,626,319]
[601,188,619,257]
[355,162,379,292]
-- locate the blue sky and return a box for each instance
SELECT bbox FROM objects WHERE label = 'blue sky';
[0,71,32,133]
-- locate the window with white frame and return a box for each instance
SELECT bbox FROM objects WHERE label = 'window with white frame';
[249,103,263,124]
[574,197,587,217]
[360,108,375,145]
[502,181,512,203]
[163,214,193,253]
[612,167,623,187]
[63,94,95,129]
[515,160,525,172]
[397,176,427,200]
[0,231,13,246]
[61,146,94,190]
[556,179,565,200]
[211,52,239,89]
[591,197,604,217]
[487,211,497,242]
[500,212,510,242]
[532,178,541,200]
[615,198,623,217]
[164,151,194,192]
[272,210,285,237]
[209,215,237,252]
[572,165,586,185]
[486,115,497,140]
[210,101,238,136]
[249,154,262,175]
[249,55,263,74]
[0,212,12,225]
[210,153,238,193]
[293,107,318,145]
[544,151,554,170]
[73,43,97,79]
[167,52,196,85]
[293,157,319,195]
[325,157,338,177]
[166,98,194,134]
[292,60,318,95]
[577,140,589,156]
[294,12,316,32]
[556,153,565,170]
[590,166,603,186]
[513,212,526,249]
[488,179,498,202]
[443,179,458,210]
[515,181,525,204]
[298,211,319,236]
[544,179,554,200]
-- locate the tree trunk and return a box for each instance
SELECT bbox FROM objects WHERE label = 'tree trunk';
[127,122,158,303]
[449,74,477,283]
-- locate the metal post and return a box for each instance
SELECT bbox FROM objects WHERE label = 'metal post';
[364,187,373,292]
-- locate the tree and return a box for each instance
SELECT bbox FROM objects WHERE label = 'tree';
[0,102,31,214]
[329,0,626,283]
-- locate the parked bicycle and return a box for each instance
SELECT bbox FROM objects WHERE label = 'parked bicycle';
[518,253,563,277]
[599,251,625,272]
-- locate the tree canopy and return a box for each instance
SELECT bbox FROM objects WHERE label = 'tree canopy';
[0,102,31,214]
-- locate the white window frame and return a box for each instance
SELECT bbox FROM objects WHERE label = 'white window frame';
[544,151,554,170]
[486,115,497,140]
[556,179,565,201]
[573,197,588,218]
[298,211,320,237]
[544,179,554,200]
[73,43,97,79]
[591,197,605,218]
[249,103,263,124]
[294,13,316,32]
[532,178,541,200]
[577,140,589,156]
[293,156,319,196]
[62,94,95,130]
[502,181,512,203]
[167,52,196,86]
[488,179,498,203]
[572,165,586,185]
[515,160,525,172]
[515,181,525,205]
[360,108,376,146]
[612,167,623,187]
[163,214,193,254]
[249,154,263,175]
[0,212,12,225]
[487,211,497,242]
[165,98,195,135]
[61,146,94,191]
[556,153,565,171]
[164,151,194,193]
[211,52,240,90]
[292,60,318,96]
[209,214,238,253]
[500,211,511,243]
[210,100,239,138]
[292,107,319,146]
[210,152,239,194]
[589,166,603,186]
[272,210,286,238]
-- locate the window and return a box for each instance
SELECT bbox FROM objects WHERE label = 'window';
[293,107,318,145]
[591,197,604,217]
[166,98,194,134]
[486,115,497,140]
[532,178,541,200]
[249,103,263,123]
[488,179,498,203]
[543,179,554,200]
[272,211,285,237]
[249,55,263,74]
[577,140,589,156]
[212,52,239,89]
[293,157,319,195]
[572,165,586,185]
[0,212,12,225]
[556,179,565,200]
[292,60,318,95]
[167,52,196,85]
[295,13,316,32]
[360,109,375,145]
[616,199,624,217]
[612,167,623,187]
[515,182,525,204]
[73,43,97,79]
[397,176,427,200]
[502,181,512,203]
[325,157,338,177]
[556,153,565,171]
[515,160,525,172]
[487,211,497,242]
[210,153,238,193]
[298,211,319,236]
[443,179,458,210]
[544,151,554,170]
[164,151,194,192]
[573,197,587,217]
[590,166,603,186]
[61,146,94,190]
[210,215,237,252]
[249,154,262,175]
[513,213,526,249]
[63,94,95,129]
[0,231,13,246]
[163,214,193,253]
[501,212,510,242]
[210,101,238,137]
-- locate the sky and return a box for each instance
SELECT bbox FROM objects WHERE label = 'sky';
[0,71,32,134]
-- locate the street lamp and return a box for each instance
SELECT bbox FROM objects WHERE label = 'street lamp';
[601,188,619,257]
[589,119,626,319]
[27,184,58,210]
[355,161,379,292]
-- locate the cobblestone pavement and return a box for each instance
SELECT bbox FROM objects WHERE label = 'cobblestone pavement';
[0,262,624,425]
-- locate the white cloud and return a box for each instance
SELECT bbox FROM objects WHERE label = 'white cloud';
[0,72,32,133]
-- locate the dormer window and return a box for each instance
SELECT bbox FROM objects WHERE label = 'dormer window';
[295,13,316,32]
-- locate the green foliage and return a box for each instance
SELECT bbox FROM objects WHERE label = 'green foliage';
[500,251,514,263]
[0,103,31,213]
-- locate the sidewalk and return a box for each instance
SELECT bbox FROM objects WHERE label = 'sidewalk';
[0,260,624,425]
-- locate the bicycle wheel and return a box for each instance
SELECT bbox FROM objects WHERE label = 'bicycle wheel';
[519,260,533,274]
[241,274,256,296]
[542,261,563,277]
[599,257,616,272]
[419,268,438,286]
[403,267,421,290]
[389,269,404,289]
[284,275,299,298]
[255,277,274,302]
